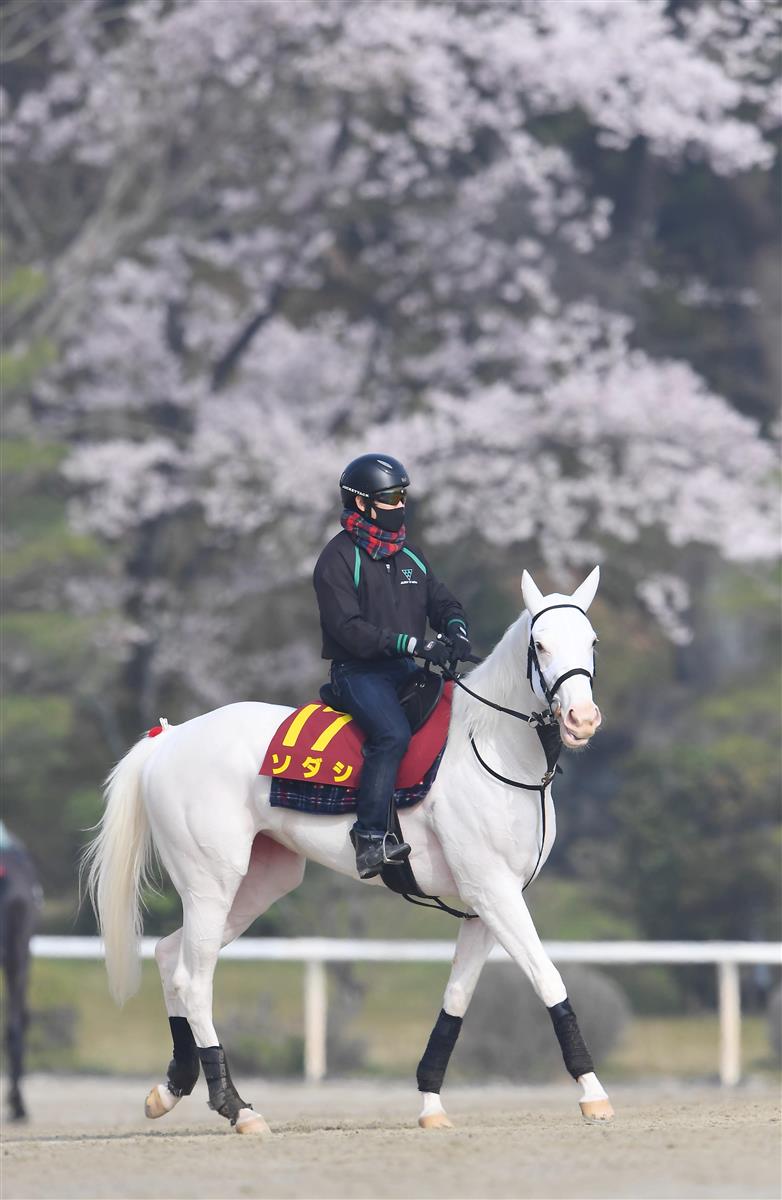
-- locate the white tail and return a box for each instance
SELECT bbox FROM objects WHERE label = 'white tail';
[81,727,170,1005]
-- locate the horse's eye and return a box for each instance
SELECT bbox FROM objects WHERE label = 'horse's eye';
[534,641,545,652]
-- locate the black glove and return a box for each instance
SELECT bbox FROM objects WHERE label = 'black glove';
[416,637,452,668]
[447,621,472,662]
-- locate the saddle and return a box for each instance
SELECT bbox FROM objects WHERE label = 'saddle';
[318,666,443,735]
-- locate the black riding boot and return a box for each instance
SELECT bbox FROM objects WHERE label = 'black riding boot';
[351,829,410,880]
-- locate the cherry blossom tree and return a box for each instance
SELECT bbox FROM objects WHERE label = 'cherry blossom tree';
[2,0,779,712]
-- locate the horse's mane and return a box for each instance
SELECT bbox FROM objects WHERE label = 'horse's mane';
[450,609,533,741]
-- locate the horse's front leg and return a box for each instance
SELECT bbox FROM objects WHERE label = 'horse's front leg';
[4,916,32,1122]
[464,873,614,1123]
[5,974,29,1121]
[417,916,494,1129]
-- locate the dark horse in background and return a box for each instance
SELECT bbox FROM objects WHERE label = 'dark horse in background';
[0,823,41,1121]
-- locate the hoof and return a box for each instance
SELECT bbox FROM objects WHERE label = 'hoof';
[580,1098,614,1124]
[145,1084,179,1119]
[235,1107,270,1136]
[418,1112,454,1130]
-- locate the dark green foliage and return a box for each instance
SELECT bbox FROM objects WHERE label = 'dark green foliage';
[613,736,781,941]
[559,559,781,996]
[1,433,112,892]
[1,267,115,892]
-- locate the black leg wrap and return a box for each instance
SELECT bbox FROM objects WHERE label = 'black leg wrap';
[198,1045,251,1125]
[548,997,594,1080]
[416,1009,463,1094]
[167,1016,200,1097]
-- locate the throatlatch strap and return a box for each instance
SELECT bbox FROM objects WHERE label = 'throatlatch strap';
[416,1009,463,1093]
[548,997,594,1080]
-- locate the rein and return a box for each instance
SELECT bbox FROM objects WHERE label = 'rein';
[443,667,557,729]
[433,663,555,901]
[469,739,551,893]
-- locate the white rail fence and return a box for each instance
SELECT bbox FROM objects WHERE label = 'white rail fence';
[32,937,781,1087]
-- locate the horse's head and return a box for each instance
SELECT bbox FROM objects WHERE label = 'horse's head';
[521,567,602,751]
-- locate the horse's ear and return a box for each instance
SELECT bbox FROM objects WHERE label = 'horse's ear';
[521,570,545,617]
[571,566,600,612]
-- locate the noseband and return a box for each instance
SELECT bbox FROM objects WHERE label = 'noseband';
[527,604,596,709]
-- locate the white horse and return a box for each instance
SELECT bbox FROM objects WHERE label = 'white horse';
[84,567,613,1134]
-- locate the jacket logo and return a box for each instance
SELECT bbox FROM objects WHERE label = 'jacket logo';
[400,567,418,585]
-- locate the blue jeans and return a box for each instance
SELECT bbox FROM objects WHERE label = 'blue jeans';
[330,658,419,835]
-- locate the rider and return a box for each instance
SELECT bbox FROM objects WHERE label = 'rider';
[313,454,472,880]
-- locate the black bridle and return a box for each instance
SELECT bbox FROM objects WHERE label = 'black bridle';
[397,606,599,918]
[441,603,598,894]
[443,603,597,733]
[526,603,597,708]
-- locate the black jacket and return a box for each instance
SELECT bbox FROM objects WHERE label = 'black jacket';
[313,530,468,662]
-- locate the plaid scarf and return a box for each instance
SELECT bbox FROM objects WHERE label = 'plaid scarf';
[341,508,406,560]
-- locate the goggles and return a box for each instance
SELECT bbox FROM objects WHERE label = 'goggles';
[372,488,407,506]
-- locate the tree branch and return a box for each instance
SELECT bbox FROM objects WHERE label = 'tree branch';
[0,4,127,65]
[210,278,287,393]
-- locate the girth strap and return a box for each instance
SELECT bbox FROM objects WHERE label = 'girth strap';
[380,807,477,920]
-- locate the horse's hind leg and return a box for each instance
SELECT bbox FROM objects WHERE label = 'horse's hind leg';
[144,929,199,1119]
[146,835,305,1131]
[417,916,495,1130]
[183,836,306,1135]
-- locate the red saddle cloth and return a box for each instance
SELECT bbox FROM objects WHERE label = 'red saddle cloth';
[260,683,453,790]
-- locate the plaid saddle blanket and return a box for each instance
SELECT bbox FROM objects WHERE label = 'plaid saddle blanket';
[268,747,446,814]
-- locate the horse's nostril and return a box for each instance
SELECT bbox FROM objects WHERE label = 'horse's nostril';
[566,706,600,731]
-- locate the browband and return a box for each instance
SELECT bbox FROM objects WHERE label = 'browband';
[529,603,586,628]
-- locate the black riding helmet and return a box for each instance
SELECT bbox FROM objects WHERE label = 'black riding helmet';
[339,454,410,510]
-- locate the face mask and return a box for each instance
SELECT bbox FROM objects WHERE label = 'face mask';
[371,504,406,533]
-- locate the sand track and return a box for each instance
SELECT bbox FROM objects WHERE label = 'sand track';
[3,1076,780,1199]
